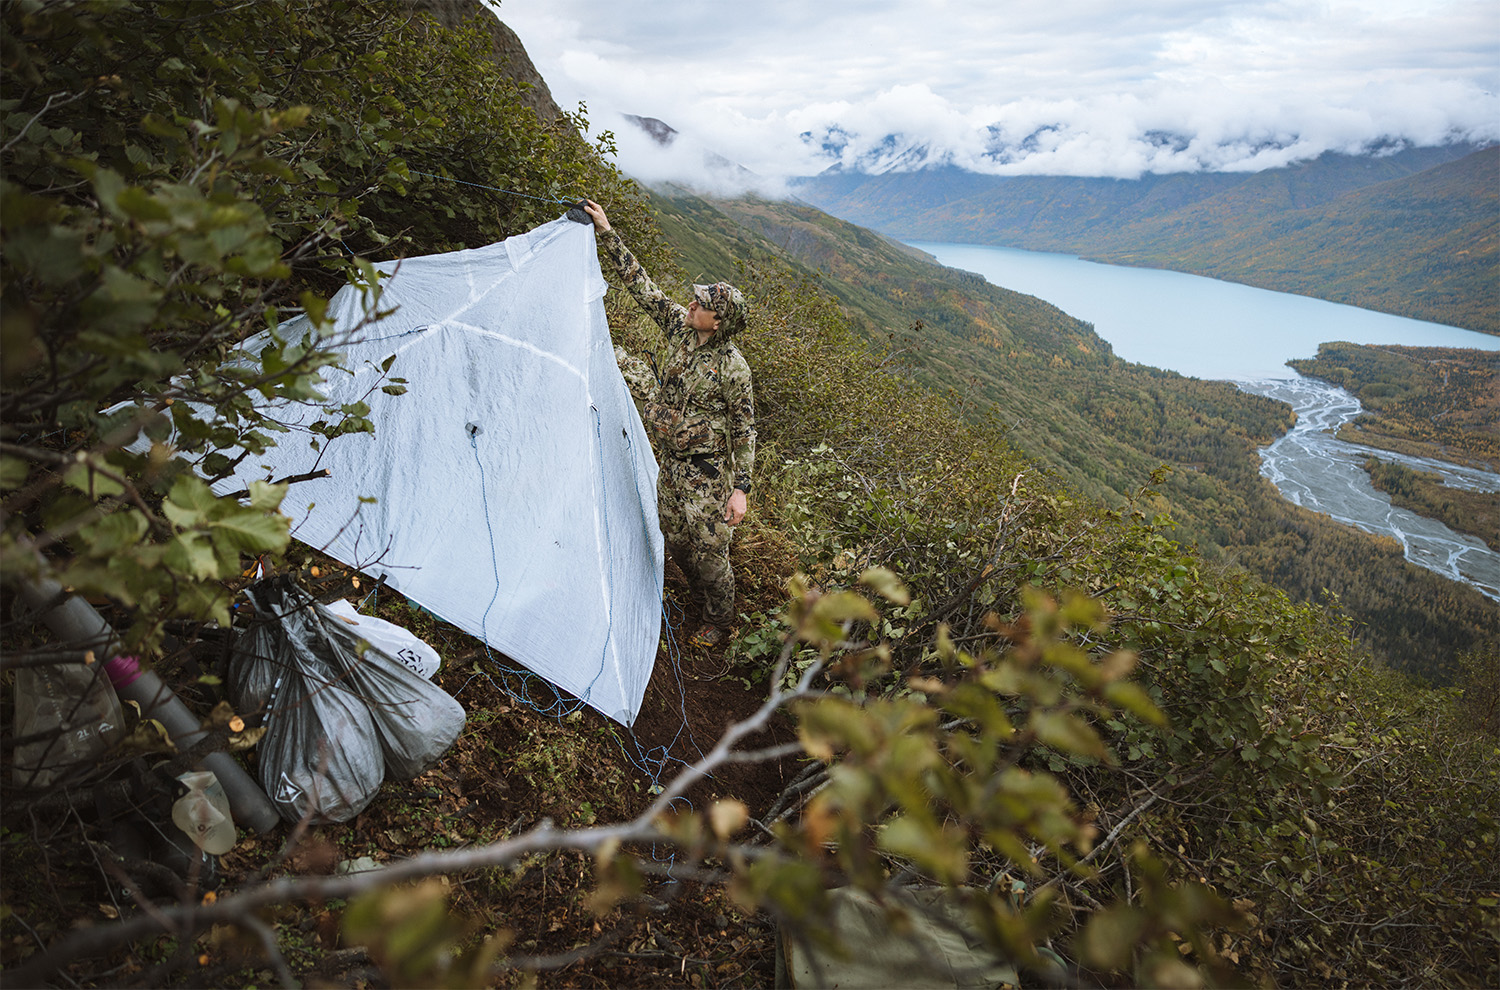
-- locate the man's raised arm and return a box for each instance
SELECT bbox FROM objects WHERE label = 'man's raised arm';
[583,200,684,336]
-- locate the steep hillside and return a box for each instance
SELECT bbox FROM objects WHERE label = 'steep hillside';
[794,145,1499,334]
[4,4,1497,989]
[645,190,1500,679]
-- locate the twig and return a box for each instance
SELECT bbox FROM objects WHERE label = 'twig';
[1,90,86,155]
[220,467,330,501]
[242,913,299,989]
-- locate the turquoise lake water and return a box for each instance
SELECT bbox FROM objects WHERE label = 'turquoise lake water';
[906,241,1500,600]
[906,242,1500,381]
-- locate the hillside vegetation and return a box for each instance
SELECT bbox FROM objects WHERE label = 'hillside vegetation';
[795,145,1500,335]
[2,3,1497,989]
[644,191,1500,682]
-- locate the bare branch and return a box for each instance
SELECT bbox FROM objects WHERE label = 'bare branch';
[1,90,87,155]
[219,467,330,501]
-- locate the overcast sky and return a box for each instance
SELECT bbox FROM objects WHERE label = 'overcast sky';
[494,0,1499,192]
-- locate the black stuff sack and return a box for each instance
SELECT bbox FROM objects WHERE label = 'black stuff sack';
[233,577,465,822]
[234,603,383,823]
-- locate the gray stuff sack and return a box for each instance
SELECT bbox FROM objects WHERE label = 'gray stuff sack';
[233,576,466,822]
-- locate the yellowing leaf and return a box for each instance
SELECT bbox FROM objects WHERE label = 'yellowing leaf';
[1098,649,1139,683]
[1078,904,1146,969]
[859,566,910,605]
[797,725,834,762]
[0,455,29,489]
[1104,682,1167,727]
[810,590,878,626]
[877,815,969,884]
[709,799,749,840]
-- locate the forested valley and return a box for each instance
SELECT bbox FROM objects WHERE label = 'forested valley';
[1290,341,1500,472]
[651,194,1500,683]
[793,145,1500,336]
[2,2,1496,989]
[1362,457,1499,552]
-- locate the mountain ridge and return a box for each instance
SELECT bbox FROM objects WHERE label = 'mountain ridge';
[792,144,1499,334]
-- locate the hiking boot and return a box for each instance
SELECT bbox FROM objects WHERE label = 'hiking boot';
[687,624,726,649]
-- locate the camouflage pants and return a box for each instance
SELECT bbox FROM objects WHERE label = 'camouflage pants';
[659,454,736,627]
[615,346,737,625]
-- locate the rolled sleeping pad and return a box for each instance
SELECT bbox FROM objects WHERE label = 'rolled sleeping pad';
[15,576,280,834]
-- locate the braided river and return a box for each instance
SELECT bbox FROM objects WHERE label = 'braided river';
[908,241,1500,602]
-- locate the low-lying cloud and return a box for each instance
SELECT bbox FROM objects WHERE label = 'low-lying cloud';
[500,0,1500,192]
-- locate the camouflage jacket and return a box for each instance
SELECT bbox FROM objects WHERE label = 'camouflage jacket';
[602,230,756,493]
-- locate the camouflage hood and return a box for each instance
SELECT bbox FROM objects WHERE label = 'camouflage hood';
[692,281,748,339]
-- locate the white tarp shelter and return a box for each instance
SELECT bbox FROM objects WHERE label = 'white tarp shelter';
[214,217,662,725]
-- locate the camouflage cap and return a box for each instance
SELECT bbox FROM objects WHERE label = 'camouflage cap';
[692,282,748,335]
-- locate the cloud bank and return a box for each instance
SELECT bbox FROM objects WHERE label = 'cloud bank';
[497,0,1500,190]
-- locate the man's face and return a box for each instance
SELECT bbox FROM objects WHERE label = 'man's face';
[688,299,721,333]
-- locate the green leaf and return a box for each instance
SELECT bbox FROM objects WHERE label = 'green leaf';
[91,167,127,219]
[245,480,288,512]
[211,505,289,553]
[1031,710,1108,759]
[62,462,124,498]
[0,456,31,489]
[162,473,218,528]
[79,510,147,554]
[116,186,172,222]
[163,531,222,580]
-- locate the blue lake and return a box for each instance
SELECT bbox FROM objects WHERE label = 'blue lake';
[907,242,1500,381]
[907,241,1500,601]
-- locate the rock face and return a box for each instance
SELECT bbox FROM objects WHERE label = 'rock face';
[402,0,565,126]
[623,114,678,147]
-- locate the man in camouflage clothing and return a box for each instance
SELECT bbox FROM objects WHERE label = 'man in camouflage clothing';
[583,200,755,648]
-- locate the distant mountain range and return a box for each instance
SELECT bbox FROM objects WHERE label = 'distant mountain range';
[602,117,1500,671]
[792,145,1500,335]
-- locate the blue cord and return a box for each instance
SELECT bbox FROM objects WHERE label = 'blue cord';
[452,377,707,860]
[577,406,613,707]
[470,425,503,648]
[461,424,587,717]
